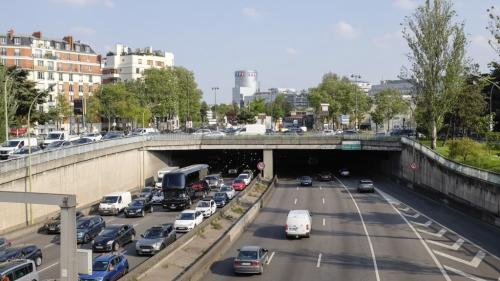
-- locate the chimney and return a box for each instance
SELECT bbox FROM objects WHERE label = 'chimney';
[7,29,14,40]
[63,35,74,50]
[32,31,42,39]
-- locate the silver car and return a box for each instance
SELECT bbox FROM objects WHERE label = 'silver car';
[135,224,176,255]
[358,179,375,193]
[233,245,269,275]
[204,174,224,189]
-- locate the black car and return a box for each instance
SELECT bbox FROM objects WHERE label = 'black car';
[45,140,72,150]
[93,224,136,252]
[76,215,106,244]
[0,245,43,267]
[300,176,313,186]
[102,131,125,140]
[71,138,93,145]
[44,210,84,234]
[318,172,332,181]
[213,192,229,207]
[124,198,153,218]
[0,237,11,251]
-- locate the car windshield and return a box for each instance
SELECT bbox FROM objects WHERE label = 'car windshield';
[234,180,244,184]
[143,228,163,239]
[164,173,185,189]
[2,140,20,147]
[101,228,119,237]
[214,193,226,199]
[220,186,231,192]
[47,133,62,140]
[302,176,311,180]
[130,200,145,207]
[93,260,109,271]
[237,250,258,260]
[77,220,90,229]
[102,196,119,203]
[197,201,210,208]
[179,213,194,220]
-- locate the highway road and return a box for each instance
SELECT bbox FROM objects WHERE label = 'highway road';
[203,176,500,281]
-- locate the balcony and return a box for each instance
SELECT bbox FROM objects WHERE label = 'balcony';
[34,65,48,71]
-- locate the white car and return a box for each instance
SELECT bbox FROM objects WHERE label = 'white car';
[151,190,164,204]
[82,133,102,142]
[174,210,203,233]
[219,185,236,200]
[339,169,350,177]
[237,173,251,185]
[195,199,217,218]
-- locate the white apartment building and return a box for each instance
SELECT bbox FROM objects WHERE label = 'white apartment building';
[102,44,174,83]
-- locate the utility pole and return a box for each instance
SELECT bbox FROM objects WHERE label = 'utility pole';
[351,74,361,131]
[212,86,219,128]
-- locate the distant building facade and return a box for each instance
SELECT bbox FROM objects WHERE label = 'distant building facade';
[102,44,174,83]
[353,80,372,94]
[369,79,415,98]
[232,70,259,106]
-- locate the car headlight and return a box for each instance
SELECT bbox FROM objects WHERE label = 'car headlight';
[106,240,114,245]
[77,232,84,237]
[153,242,162,249]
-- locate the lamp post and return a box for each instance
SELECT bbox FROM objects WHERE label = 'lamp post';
[212,86,219,127]
[351,74,361,131]
[472,75,500,131]
[3,68,21,141]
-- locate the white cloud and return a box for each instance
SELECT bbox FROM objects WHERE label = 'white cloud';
[71,26,96,36]
[471,35,490,49]
[392,0,419,10]
[242,7,259,18]
[332,21,359,39]
[285,47,299,55]
[51,0,114,7]
[373,31,405,48]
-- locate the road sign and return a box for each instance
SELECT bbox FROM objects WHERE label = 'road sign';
[257,162,265,171]
[341,140,361,150]
[410,162,417,170]
[340,115,350,125]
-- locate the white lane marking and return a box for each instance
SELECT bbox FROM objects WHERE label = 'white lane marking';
[443,265,489,281]
[266,251,275,265]
[322,198,325,204]
[399,206,410,212]
[322,218,326,226]
[316,253,322,268]
[297,186,299,190]
[377,189,451,281]
[403,212,420,219]
[417,228,446,238]
[412,220,432,228]
[334,176,380,281]
[427,238,464,250]
[133,223,139,227]
[294,198,298,205]
[434,250,486,268]
[39,261,58,273]
[319,186,322,190]
[43,243,56,249]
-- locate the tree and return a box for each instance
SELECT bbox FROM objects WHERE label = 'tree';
[200,101,208,123]
[371,109,385,132]
[373,89,409,131]
[237,107,256,124]
[402,0,467,149]
[249,98,266,115]
[48,94,71,130]
[266,94,292,120]
[448,138,481,163]
[486,6,500,56]
[98,84,126,130]
[85,94,101,132]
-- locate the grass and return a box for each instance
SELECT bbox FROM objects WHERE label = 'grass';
[419,139,500,173]
[231,205,245,215]
[210,218,222,230]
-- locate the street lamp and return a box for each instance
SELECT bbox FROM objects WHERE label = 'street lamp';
[212,86,219,126]
[351,74,361,131]
[472,75,500,131]
[3,68,21,141]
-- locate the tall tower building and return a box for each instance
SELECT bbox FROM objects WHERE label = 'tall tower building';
[232,70,259,107]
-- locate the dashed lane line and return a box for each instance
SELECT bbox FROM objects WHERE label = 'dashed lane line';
[43,243,56,249]
[417,228,447,238]
[266,251,275,265]
[399,206,410,212]
[39,261,59,273]
[322,197,325,204]
[319,186,322,190]
[427,238,464,251]
[443,265,489,281]
[294,198,298,205]
[316,253,322,268]
[434,249,486,268]
[322,218,326,226]
[297,186,299,190]
[403,212,420,219]
[334,176,381,281]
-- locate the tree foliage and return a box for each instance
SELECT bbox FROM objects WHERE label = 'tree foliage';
[373,89,409,131]
[266,94,292,120]
[486,6,500,56]
[448,138,481,162]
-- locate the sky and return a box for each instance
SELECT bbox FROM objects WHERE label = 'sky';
[1,0,497,103]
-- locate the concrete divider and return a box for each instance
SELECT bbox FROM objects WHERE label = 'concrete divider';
[172,176,277,281]
[121,175,265,281]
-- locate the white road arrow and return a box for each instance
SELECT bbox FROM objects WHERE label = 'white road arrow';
[427,238,464,250]
[412,220,432,228]
[434,250,486,268]
[399,206,410,212]
[443,265,489,281]
[417,228,446,237]
[403,212,420,219]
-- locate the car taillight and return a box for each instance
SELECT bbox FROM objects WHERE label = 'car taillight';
[306,224,309,230]
[234,260,241,266]
[251,261,260,267]
[285,224,288,230]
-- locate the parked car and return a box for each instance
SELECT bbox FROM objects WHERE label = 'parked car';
[78,254,129,281]
[318,172,332,181]
[232,179,246,191]
[206,131,226,136]
[0,238,11,251]
[358,179,375,193]
[174,210,203,233]
[98,192,132,215]
[299,176,313,186]
[0,259,39,281]
[204,174,224,189]
[339,168,350,177]
[0,245,43,267]
[44,140,72,151]
[82,132,102,142]
[124,198,153,218]
[44,210,84,234]
[76,215,106,244]
[285,210,312,239]
[151,189,164,205]
[237,173,251,185]
[233,245,269,275]
[219,185,236,200]
[92,224,136,252]
[135,224,176,255]
[195,199,217,218]
[214,192,229,208]
[71,137,93,145]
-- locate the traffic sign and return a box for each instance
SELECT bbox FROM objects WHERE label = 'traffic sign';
[257,162,265,171]
[410,162,417,170]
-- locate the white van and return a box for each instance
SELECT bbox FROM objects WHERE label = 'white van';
[236,124,266,135]
[0,137,38,160]
[285,210,312,238]
[98,191,132,215]
[0,259,39,281]
[42,131,79,147]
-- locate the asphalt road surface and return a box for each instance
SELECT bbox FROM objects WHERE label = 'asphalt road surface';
[203,175,500,281]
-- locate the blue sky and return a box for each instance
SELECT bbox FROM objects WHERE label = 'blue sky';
[1,0,497,103]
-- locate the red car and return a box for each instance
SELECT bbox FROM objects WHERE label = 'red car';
[232,179,246,191]
[191,180,210,198]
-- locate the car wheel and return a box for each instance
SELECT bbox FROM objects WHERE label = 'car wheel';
[160,243,166,250]
[35,256,42,267]
[141,210,145,217]
[113,242,119,251]
[84,234,90,244]
[124,266,129,274]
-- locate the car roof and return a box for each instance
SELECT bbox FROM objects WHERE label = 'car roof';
[181,210,196,214]
[288,210,310,216]
[0,260,34,273]
[94,254,120,262]
[105,224,125,229]
[78,215,100,221]
[104,192,129,196]
[240,245,261,251]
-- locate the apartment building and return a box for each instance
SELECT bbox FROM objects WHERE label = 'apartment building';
[102,44,174,83]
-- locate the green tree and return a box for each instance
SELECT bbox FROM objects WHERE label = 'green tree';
[448,138,481,162]
[267,94,292,119]
[98,84,126,130]
[371,108,385,132]
[47,94,71,130]
[486,6,500,56]
[373,89,409,132]
[237,107,256,124]
[85,94,101,132]
[402,0,467,149]
[249,98,266,115]
[200,101,208,123]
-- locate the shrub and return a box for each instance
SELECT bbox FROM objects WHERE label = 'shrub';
[448,138,481,163]
[486,132,500,151]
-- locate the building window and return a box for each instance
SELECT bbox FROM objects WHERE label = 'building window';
[0,48,5,55]
[75,45,80,52]
[15,59,20,66]
[85,46,90,53]
[55,42,60,49]
[138,59,142,64]
[0,37,5,44]
[48,61,54,70]
[89,85,93,93]
[88,65,92,71]
[89,75,92,83]
[69,73,73,81]
[79,85,83,92]
[79,74,83,82]
[37,72,44,80]
[13,37,20,45]
[58,73,63,81]
[136,68,140,74]
[0,58,5,65]
[34,49,42,58]
[14,49,20,56]
[49,95,53,102]
[37,60,44,67]
[147,60,153,65]
[48,72,54,80]
[58,84,63,91]
[69,84,73,92]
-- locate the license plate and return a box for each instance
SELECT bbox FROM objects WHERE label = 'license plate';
[141,249,151,252]
[178,227,187,230]
[95,246,103,249]
[241,262,251,266]
[49,227,55,230]
[289,227,297,230]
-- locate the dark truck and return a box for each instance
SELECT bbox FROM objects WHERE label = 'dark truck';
[162,164,209,210]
